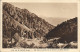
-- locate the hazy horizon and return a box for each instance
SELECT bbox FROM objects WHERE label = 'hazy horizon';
[8,3,77,26]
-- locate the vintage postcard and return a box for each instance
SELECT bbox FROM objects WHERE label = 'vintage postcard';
[0,0,80,52]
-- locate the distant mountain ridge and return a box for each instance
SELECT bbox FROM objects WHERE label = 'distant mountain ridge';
[45,17,77,43]
[3,2,54,39]
[41,17,72,26]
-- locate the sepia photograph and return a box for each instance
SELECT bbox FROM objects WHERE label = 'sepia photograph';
[2,2,78,48]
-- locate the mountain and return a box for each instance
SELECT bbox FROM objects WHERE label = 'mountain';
[3,2,54,40]
[45,17,77,43]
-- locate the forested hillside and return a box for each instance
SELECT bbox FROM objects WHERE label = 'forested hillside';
[45,17,77,43]
[3,2,54,39]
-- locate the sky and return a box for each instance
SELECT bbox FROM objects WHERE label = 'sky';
[9,3,77,26]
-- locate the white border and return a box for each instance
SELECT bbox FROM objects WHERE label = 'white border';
[0,0,80,52]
